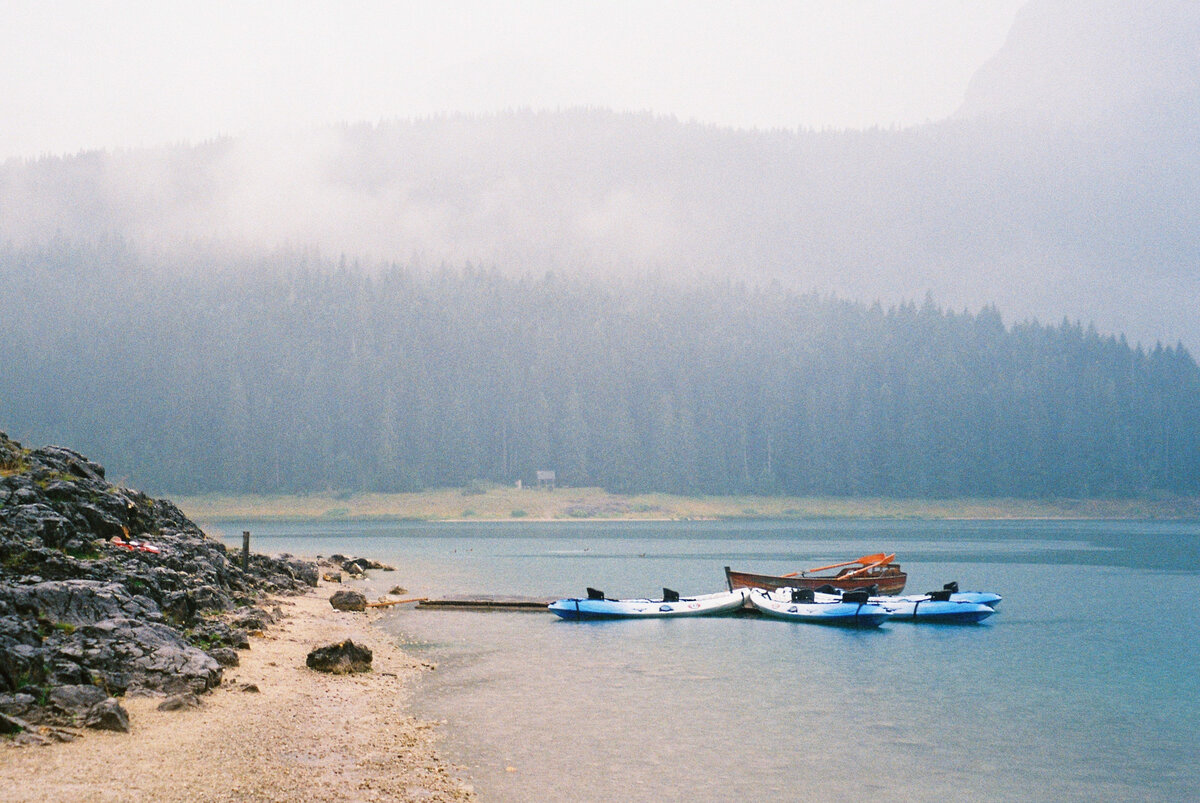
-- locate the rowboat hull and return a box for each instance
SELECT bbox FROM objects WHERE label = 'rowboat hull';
[548,588,750,620]
[748,589,889,628]
[725,565,907,596]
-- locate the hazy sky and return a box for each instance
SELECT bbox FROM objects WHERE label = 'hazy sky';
[3,1,1026,160]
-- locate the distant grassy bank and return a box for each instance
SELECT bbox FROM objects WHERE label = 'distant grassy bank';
[172,485,1200,523]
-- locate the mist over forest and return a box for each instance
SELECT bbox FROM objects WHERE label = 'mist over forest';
[2,241,1197,497]
[2,0,1198,496]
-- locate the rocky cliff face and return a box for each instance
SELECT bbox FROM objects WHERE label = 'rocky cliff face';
[0,432,317,738]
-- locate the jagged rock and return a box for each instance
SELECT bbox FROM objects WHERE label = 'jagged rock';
[157,692,202,711]
[4,504,74,550]
[231,606,275,631]
[341,557,395,574]
[278,556,319,587]
[48,684,107,720]
[388,586,407,596]
[189,586,234,612]
[306,640,372,674]
[189,620,250,651]
[207,647,239,667]
[83,698,129,732]
[0,693,38,719]
[41,726,80,743]
[162,591,199,626]
[322,572,342,583]
[0,580,161,627]
[239,682,260,693]
[0,711,30,734]
[65,618,223,694]
[328,590,367,612]
[0,432,332,734]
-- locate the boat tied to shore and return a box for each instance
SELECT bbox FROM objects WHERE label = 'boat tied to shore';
[725,553,907,596]
[548,587,750,620]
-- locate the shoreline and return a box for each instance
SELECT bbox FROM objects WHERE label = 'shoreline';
[0,585,475,802]
[170,488,1200,524]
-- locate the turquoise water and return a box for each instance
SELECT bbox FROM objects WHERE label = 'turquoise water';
[214,519,1200,802]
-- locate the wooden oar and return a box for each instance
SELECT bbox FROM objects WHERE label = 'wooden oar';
[782,553,891,578]
[838,553,895,580]
[365,597,428,608]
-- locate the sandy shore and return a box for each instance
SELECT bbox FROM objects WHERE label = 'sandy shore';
[0,587,476,802]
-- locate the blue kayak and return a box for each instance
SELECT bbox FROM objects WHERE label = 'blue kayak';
[812,583,999,624]
[871,594,996,623]
[549,587,750,620]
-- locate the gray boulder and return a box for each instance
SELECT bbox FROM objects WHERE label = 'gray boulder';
[306,640,372,674]
[157,692,202,711]
[329,590,367,612]
[341,557,394,574]
[1,580,160,626]
[207,647,239,667]
[48,684,107,718]
[61,618,222,694]
[83,698,129,732]
[0,711,31,734]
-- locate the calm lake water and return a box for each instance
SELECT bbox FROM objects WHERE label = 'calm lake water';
[213,519,1200,802]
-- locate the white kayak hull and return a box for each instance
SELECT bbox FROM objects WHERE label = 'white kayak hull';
[812,590,998,623]
[874,597,995,623]
[549,588,750,620]
[748,589,888,628]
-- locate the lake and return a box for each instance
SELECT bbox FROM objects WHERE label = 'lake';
[213,518,1200,802]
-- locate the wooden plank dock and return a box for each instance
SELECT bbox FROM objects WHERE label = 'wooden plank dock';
[417,595,554,611]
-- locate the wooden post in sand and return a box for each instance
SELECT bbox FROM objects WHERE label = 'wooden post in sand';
[242,531,250,571]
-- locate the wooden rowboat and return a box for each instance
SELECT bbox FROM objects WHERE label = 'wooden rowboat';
[725,553,907,595]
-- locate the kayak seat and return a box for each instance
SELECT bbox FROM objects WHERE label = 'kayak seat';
[586,587,605,600]
[814,584,837,595]
[927,589,952,601]
[662,588,680,603]
[943,581,959,593]
[790,588,815,603]
[842,590,870,604]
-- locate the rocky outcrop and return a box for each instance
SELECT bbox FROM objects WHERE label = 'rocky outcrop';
[324,554,395,577]
[0,432,319,734]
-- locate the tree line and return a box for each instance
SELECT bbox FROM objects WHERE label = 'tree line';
[2,240,1197,497]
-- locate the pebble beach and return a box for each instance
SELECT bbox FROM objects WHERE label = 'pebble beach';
[0,587,475,802]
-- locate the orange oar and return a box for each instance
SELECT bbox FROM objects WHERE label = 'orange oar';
[802,553,890,574]
[838,553,895,580]
[780,553,891,578]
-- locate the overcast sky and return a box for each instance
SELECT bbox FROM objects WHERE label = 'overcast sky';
[3,1,1026,160]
